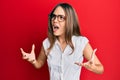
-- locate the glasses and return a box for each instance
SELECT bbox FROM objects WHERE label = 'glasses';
[49,14,66,22]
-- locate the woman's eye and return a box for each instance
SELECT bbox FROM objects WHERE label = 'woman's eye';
[59,16,64,19]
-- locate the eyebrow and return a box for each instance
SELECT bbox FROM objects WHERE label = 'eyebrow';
[52,13,65,16]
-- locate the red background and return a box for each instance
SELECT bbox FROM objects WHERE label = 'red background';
[0,0,120,80]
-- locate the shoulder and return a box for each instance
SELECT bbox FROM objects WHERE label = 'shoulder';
[42,37,50,50]
[72,35,89,43]
[43,37,49,43]
[72,35,89,50]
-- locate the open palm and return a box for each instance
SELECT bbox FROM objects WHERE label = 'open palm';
[20,44,36,64]
[75,49,97,71]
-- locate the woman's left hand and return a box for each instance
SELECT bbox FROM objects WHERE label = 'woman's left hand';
[75,49,97,71]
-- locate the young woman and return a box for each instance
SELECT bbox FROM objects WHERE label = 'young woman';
[20,3,104,80]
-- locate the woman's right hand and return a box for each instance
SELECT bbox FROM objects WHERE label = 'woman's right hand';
[20,44,36,64]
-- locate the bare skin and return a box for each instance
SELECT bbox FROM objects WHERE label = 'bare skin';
[20,6,104,74]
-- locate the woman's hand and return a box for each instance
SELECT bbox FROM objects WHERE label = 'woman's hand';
[75,49,97,71]
[20,44,36,64]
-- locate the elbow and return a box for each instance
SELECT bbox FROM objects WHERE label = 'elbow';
[34,65,41,69]
[34,64,43,69]
[33,61,43,69]
[97,65,104,74]
[100,66,104,74]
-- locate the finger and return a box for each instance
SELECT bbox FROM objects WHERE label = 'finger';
[91,48,97,61]
[74,62,81,66]
[83,63,91,69]
[79,63,85,66]
[27,59,36,64]
[20,48,29,57]
[27,58,35,63]
[23,53,30,59]
[31,44,35,53]
[93,48,97,54]
[20,48,26,55]
[27,58,32,62]
[23,56,29,59]
[78,62,89,68]
[75,62,85,66]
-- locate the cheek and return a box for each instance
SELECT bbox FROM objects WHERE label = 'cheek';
[59,27,66,36]
[62,26,66,32]
[60,22,66,31]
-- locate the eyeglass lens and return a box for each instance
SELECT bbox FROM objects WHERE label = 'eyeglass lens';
[50,14,66,22]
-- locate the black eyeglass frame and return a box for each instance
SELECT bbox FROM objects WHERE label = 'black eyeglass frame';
[49,14,66,22]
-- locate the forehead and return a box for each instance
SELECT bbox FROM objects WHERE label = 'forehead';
[53,6,65,16]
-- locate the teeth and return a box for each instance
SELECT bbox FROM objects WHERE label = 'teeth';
[53,26,59,29]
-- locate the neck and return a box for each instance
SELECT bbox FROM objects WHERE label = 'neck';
[58,35,66,44]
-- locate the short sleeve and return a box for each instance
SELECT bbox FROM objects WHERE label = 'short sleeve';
[76,36,89,51]
[42,38,50,55]
[82,36,89,49]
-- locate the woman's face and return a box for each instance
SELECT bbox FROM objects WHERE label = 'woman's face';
[51,6,66,37]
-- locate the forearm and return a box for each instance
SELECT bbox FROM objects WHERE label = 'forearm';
[32,45,47,69]
[33,60,44,69]
[91,64,104,74]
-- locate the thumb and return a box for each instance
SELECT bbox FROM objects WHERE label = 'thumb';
[20,48,29,59]
[20,48,26,55]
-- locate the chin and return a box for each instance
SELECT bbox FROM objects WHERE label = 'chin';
[53,33,60,36]
[54,34,59,36]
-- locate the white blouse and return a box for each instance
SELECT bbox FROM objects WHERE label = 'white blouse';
[43,36,89,80]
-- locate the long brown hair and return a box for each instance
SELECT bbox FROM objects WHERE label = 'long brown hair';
[47,3,82,53]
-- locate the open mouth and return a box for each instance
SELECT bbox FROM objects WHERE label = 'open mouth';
[53,25,59,32]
